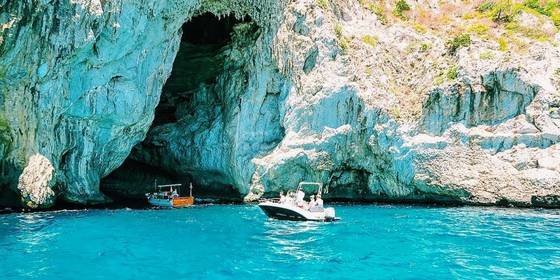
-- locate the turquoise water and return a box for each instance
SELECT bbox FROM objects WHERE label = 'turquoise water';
[1,205,559,279]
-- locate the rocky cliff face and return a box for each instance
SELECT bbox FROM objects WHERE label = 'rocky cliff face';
[1,0,559,208]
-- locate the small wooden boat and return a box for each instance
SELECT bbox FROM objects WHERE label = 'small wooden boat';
[145,182,194,208]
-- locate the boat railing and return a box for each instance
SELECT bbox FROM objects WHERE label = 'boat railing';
[259,198,281,203]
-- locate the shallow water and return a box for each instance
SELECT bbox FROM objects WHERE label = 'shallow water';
[1,205,559,279]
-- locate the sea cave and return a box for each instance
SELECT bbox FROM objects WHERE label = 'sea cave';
[101,13,258,203]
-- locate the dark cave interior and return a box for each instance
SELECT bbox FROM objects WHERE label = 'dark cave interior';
[101,13,254,204]
[153,13,250,126]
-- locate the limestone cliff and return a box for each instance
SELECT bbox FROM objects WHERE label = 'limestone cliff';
[1,0,559,208]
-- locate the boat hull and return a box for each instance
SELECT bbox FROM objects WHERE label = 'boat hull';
[258,202,336,222]
[148,197,194,208]
[259,204,309,221]
[172,197,194,207]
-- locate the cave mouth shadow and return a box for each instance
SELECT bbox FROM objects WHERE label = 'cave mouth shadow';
[154,12,252,126]
[101,13,256,205]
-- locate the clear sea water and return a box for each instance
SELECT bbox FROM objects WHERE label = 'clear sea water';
[1,205,559,280]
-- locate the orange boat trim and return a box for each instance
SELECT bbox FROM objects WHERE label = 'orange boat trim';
[172,196,194,207]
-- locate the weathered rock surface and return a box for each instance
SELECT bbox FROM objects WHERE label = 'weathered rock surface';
[1,0,560,208]
[17,154,55,208]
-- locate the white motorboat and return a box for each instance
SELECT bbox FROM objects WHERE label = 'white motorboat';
[258,182,338,222]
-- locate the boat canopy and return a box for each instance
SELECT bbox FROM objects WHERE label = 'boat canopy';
[153,183,181,193]
[156,184,182,188]
[296,182,328,195]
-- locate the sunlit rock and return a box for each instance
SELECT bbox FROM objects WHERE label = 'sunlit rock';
[17,154,55,209]
[1,0,560,208]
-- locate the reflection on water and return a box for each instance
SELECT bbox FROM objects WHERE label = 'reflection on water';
[0,212,60,279]
[262,220,327,261]
[16,213,58,248]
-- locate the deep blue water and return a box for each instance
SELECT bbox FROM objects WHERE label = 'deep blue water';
[1,205,559,279]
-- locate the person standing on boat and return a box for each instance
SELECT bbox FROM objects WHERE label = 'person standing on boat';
[296,189,305,208]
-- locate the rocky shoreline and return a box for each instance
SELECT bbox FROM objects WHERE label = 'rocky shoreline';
[3,192,560,214]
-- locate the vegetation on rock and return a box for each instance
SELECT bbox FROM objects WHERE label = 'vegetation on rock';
[361,35,378,47]
[393,0,411,19]
[316,0,329,10]
[334,23,350,52]
[446,33,472,55]
[446,66,459,81]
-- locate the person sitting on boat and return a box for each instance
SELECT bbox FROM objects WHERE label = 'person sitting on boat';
[290,191,297,202]
[308,195,316,209]
[316,193,324,208]
[279,192,286,203]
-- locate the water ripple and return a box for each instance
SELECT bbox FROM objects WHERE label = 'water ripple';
[1,205,559,279]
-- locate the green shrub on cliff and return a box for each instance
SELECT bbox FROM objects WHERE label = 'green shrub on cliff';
[419,42,431,52]
[393,0,411,19]
[446,65,459,80]
[472,0,558,37]
[520,0,560,27]
[334,23,350,52]
[477,0,522,22]
[446,33,471,54]
[477,1,496,12]
[523,0,560,16]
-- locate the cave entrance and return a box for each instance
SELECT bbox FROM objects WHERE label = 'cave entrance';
[154,13,248,126]
[101,13,256,204]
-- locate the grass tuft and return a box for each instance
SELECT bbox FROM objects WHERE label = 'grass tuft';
[446,65,459,80]
[498,36,508,51]
[316,0,329,10]
[480,50,495,59]
[467,23,490,35]
[361,35,378,47]
[334,23,350,52]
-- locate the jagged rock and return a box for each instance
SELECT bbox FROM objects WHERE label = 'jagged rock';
[0,0,288,206]
[532,195,560,208]
[17,154,55,208]
[1,0,560,208]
